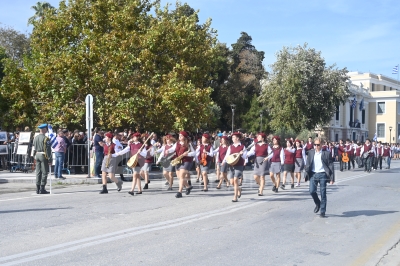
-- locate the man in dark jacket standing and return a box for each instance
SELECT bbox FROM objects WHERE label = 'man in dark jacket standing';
[305,138,334,218]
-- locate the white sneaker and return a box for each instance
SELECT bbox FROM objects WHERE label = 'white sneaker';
[295,183,300,187]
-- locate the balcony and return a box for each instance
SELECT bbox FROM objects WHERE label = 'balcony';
[349,121,361,128]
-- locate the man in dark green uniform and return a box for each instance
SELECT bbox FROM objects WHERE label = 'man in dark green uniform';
[33,123,52,194]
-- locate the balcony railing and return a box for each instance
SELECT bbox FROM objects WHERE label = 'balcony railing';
[349,121,361,128]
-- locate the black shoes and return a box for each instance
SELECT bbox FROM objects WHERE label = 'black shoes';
[188,180,191,186]
[185,186,193,195]
[280,184,285,190]
[128,191,134,196]
[36,185,40,194]
[201,188,208,192]
[320,213,326,218]
[214,179,219,183]
[167,187,173,191]
[291,184,294,189]
[99,185,108,194]
[314,204,320,213]
[272,186,276,192]
[39,185,50,194]
[232,199,238,202]
[143,183,148,189]
[136,191,142,194]
[175,192,182,198]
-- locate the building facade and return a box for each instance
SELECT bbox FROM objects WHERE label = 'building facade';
[349,72,400,143]
[322,72,400,143]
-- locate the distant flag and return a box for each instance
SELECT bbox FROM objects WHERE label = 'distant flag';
[359,98,364,111]
[48,124,58,149]
[393,65,399,74]
[351,96,357,109]
[373,132,377,142]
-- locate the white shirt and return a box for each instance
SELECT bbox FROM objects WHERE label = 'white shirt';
[166,142,196,157]
[312,150,325,173]
[117,142,147,157]
[112,138,124,153]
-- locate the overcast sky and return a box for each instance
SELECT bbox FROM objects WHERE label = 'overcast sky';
[1,0,399,79]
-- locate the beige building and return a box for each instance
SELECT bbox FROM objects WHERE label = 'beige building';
[349,72,400,143]
[323,72,400,143]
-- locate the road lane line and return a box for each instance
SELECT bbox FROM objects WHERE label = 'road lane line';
[0,199,264,265]
[350,220,400,266]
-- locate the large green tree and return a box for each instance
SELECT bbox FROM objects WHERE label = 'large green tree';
[2,0,218,131]
[212,32,266,131]
[260,43,349,132]
[0,25,30,65]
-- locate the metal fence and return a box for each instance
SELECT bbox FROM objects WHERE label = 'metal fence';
[1,143,161,175]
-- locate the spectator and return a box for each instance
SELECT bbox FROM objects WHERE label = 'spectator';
[53,130,66,179]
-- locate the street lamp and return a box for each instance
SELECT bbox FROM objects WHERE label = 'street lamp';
[389,126,393,144]
[230,104,236,133]
[260,111,263,132]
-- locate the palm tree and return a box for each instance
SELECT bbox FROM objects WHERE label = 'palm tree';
[27,1,55,25]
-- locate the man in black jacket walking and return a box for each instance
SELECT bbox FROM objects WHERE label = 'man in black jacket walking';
[305,138,334,218]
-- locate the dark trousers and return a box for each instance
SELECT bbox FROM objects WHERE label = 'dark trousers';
[375,156,382,169]
[309,172,328,214]
[356,156,363,168]
[339,155,344,171]
[348,155,355,169]
[95,151,104,177]
[364,156,372,172]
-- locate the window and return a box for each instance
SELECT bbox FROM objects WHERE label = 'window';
[398,102,400,115]
[384,85,386,91]
[390,87,392,91]
[362,110,365,124]
[371,83,375,91]
[335,106,339,120]
[377,102,385,114]
[350,106,353,123]
[377,123,385,138]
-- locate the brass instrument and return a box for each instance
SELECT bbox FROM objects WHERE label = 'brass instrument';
[127,132,154,168]
[170,153,186,166]
[105,142,112,168]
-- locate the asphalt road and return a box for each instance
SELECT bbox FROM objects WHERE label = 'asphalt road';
[0,161,400,266]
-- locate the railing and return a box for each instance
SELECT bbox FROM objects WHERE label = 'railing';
[1,143,161,175]
[349,121,361,128]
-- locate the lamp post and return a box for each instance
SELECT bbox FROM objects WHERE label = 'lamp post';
[389,126,393,144]
[230,104,236,133]
[260,111,263,132]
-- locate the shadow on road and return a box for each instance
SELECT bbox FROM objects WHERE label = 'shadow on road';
[329,210,398,218]
[0,207,72,214]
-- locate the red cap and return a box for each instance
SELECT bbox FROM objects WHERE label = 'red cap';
[179,131,188,138]
[231,132,242,138]
[294,139,301,143]
[273,135,280,142]
[257,132,266,139]
[132,132,141,137]
[105,132,113,139]
[221,136,229,141]
[165,134,172,139]
[202,133,211,139]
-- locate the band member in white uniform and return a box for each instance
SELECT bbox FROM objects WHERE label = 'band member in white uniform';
[156,134,177,190]
[267,136,284,193]
[213,136,230,189]
[222,132,247,202]
[99,132,123,194]
[246,133,271,196]
[117,132,147,196]
[166,131,196,198]
[196,133,214,192]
